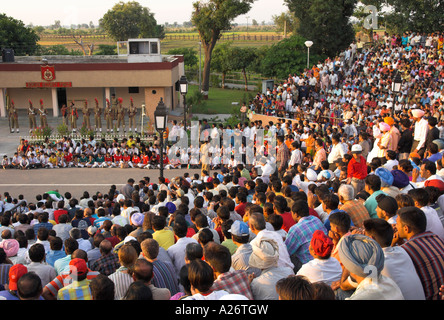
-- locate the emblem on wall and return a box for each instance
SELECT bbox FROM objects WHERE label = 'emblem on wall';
[41,65,56,81]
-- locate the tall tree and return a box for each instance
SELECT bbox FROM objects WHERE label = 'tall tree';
[100,1,164,41]
[191,0,256,98]
[285,0,357,57]
[384,0,444,33]
[228,46,257,91]
[211,42,233,89]
[0,14,40,56]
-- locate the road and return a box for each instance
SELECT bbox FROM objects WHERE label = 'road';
[0,167,202,203]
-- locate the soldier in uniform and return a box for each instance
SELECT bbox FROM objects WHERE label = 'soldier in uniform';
[94,98,102,132]
[38,99,48,128]
[82,99,91,130]
[28,100,37,132]
[111,94,118,121]
[128,97,137,133]
[105,98,113,133]
[116,97,125,132]
[70,101,79,132]
[61,104,68,126]
[9,100,19,133]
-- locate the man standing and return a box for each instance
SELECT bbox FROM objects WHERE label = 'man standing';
[411,109,428,158]
[128,98,137,133]
[82,100,91,130]
[9,100,19,133]
[347,144,368,194]
[116,98,125,132]
[70,101,78,133]
[276,136,290,179]
[105,99,113,133]
[28,100,37,133]
[38,99,48,128]
[93,98,102,132]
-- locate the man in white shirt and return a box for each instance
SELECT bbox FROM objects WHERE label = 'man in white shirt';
[411,109,429,156]
[328,134,345,171]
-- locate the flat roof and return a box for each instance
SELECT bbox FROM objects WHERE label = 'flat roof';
[5,54,179,64]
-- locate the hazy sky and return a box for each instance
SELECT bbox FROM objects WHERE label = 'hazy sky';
[2,0,288,26]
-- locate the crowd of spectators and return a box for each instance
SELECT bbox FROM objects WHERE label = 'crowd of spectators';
[0,30,444,301]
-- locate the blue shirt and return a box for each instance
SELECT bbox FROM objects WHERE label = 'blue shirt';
[364,190,386,219]
[46,250,67,267]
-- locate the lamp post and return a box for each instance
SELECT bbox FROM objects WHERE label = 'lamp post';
[304,40,313,70]
[141,103,146,137]
[180,75,189,134]
[391,70,402,117]
[154,98,168,179]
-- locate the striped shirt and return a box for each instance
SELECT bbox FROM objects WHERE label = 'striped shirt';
[0,264,11,287]
[57,279,92,300]
[285,215,327,264]
[108,266,134,300]
[401,231,444,300]
[152,259,180,296]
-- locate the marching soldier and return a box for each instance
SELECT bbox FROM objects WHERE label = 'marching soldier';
[28,100,37,132]
[82,99,91,129]
[105,98,113,133]
[128,97,137,133]
[38,99,48,128]
[94,98,102,132]
[9,100,19,133]
[111,94,118,121]
[70,101,79,132]
[116,97,125,132]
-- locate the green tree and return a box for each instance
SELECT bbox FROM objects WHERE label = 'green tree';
[0,14,40,56]
[211,42,233,89]
[259,35,325,79]
[94,44,118,55]
[384,0,444,33]
[191,0,256,98]
[100,1,164,41]
[285,0,357,57]
[167,48,198,68]
[272,11,299,35]
[228,46,257,91]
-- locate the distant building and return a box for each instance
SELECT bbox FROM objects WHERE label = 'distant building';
[0,38,185,123]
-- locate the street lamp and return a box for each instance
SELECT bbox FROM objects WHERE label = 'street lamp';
[179,75,189,134]
[391,70,402,117]
[304,40,313,70]
[154,98,168,178]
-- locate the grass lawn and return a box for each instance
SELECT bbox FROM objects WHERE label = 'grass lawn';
[188,85,256,115]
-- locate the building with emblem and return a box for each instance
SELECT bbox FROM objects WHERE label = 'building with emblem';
[0,38,185,124]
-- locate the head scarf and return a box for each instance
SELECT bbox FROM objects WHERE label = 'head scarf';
[249,238,279,270]
[338,234,385,278]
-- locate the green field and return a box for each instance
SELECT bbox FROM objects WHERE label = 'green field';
[188,85,256,115]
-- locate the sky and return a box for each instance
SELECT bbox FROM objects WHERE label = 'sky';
[1,0,288,27]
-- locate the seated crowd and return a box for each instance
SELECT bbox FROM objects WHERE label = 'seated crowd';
[0,31,444,301]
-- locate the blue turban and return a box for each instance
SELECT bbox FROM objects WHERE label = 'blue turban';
[338,234,385,279]
[375,167,394,186]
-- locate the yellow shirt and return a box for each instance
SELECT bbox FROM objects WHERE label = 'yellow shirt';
[152,228,175,250]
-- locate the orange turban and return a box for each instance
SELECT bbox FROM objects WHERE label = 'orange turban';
[384,117,394,126]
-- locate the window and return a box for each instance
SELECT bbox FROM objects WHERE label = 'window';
[129,87,139,94]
